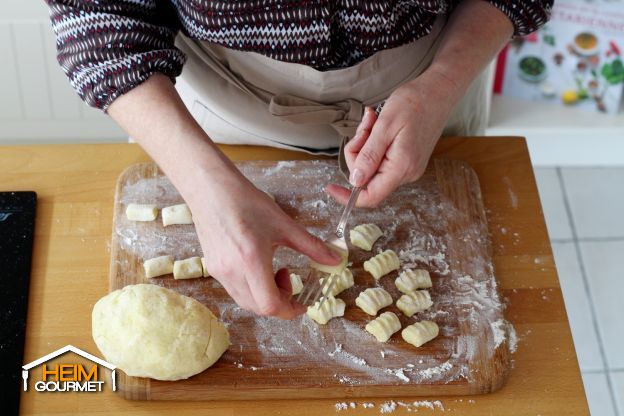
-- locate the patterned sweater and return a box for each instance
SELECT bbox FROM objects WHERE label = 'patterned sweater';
[46,0,553,110]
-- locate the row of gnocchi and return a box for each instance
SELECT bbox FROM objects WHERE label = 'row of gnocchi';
[126,203,193,226]
[126,190,273,226]
[144,255,210,279]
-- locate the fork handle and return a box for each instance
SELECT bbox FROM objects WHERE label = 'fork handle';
[336,187,362,238]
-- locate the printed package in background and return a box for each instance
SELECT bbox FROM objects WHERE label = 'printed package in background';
[495,1,624,114]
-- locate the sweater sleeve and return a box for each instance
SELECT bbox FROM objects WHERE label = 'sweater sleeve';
[483,0,554,36]
[47,0,186,111]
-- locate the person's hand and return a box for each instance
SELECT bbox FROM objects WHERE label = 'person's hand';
[187,168,342,319]
[326,70,459,207]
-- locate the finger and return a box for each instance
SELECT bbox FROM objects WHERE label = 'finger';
[247,256,301,319]
[345,108,377,171]
[349,116,392,187]
[324,183,352,206]
[352,160,404,208]
[280,220,342,266]
[345,107,377,155]
[275,268,307,316]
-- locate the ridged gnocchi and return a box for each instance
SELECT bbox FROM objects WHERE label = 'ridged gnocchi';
[402,320,439,347]
[289,273,303,295]
[363,249,400,280]
[309,243,348,276]
[306,296,346,325]
[395,269,432,294]
[320,268,354,296]
[350,223,383,251]
[396,290,433,317]
[355,287,393,316]
[365,311,401,343]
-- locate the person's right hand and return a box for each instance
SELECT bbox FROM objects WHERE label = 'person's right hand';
[187,167,342,319]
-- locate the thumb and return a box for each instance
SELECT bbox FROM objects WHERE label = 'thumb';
[281,221,341,266]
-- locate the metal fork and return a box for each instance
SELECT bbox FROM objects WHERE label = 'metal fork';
[296,186,361,308]
[295,102,383,308]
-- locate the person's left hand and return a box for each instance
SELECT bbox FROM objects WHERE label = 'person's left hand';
[326,70,459,207]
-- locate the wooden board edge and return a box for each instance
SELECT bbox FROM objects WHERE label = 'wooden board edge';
[433,158,511,394]
[108,163,159,398]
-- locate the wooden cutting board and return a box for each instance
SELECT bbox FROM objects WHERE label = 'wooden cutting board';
[108,159,511,401]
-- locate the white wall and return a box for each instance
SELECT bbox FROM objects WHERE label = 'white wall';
[0,1,125,144]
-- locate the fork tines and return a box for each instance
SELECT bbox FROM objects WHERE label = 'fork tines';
[296,270,338,308]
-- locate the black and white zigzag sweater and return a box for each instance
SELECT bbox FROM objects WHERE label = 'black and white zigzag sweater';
[46,0,552,110]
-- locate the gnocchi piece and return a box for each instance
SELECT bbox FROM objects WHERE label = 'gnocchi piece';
[396,290,433,317]
[363,249,400,280]
[395,269,432,294]
[350,223,383,251]
[173,257,203,280]
[290,273,304,295]
[143,255,174,278]
[162,203,193,226]
[306,297,346,325]
[126,204,158,222]
[309,243,348,276]
[319,269,354,296]
[200,257,210,278]
[402,320,439,347]
[365,311,401,343]
[355,287,393,316]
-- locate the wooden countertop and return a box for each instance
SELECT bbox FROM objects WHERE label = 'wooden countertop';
[5,137,588,415]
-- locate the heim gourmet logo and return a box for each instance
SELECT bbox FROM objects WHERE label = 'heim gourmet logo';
[22,345,116,392]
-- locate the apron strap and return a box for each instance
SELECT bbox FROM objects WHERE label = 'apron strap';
[269,94,363,138]
[270,94,364,178]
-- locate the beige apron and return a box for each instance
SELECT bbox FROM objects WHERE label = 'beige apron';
[175,15,488,155]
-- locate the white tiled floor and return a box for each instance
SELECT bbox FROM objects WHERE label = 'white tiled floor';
[580,241,624,369]
[533,169,573,240]
[613,372,624,415]
[582,373,617,416]
[561,169,624,239]
[534,167,624,416]
[551,242,604,371]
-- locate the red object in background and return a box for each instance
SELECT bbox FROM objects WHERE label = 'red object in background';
[493,44,509,94]
[608,41,621,57]
[525,32,539,43]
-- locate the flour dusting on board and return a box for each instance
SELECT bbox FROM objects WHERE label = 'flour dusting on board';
[115,160,513,390]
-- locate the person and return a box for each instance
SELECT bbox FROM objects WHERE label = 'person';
[47,0,551,319]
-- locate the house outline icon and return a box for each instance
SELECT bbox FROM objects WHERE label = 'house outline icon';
[22,345,117,392]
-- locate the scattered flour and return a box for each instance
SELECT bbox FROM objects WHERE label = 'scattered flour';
[380,401,397,413]
[491,319,506,349]
[384,368,411,383]
[419,361,453,379]
[508,324,519,353]
[336,375,359,384]
[335,402,348,411]
[263,160,297,175]
[333,400,444,413]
